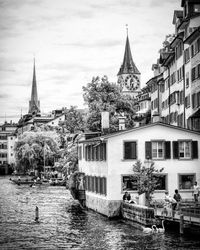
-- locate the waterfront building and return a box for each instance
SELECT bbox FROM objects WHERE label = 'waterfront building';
[148,0,200,131]
[117,32,141,98]
[0,121,17,172]
[78,122,200,217]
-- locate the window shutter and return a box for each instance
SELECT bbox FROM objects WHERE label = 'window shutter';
[192,141,198,159]
[165,141,171,159]
[124,142,131,159]
[173,141,179,159]
[145,141,152,159]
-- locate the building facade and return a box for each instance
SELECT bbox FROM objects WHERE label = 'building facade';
[0,122,17,167]
[78,123,200,217]
[148,0,200,131]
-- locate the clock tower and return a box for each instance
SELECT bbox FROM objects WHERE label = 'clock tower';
[117,32,140,98]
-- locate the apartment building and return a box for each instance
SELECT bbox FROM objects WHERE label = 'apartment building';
[149,0,200,131]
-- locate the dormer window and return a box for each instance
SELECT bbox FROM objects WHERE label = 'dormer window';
[194,4,200,13]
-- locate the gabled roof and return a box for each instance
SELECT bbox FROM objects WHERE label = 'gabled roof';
[79,122,200,143]
[118,35,140,75]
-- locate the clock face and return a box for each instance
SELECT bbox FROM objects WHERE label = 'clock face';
[124,74,140,91]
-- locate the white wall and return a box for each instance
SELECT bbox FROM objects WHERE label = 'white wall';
[106,124,200,201]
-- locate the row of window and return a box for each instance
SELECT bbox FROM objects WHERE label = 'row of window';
[161,90,200,111]
[80,140,198,162]
[85,176,107,195]
[162,113,184,127]
[124,140,198,160]
[161,91,184,110]
[0,144,7,149]
[80,143,107,161]
[0,136,7,140]
[123,173,197,192]
[0,153,7,158]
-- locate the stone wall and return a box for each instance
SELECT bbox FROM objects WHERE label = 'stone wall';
[86,194,121,217]
[121,202,155,226]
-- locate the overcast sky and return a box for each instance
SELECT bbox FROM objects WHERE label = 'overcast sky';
[0,0,181,124]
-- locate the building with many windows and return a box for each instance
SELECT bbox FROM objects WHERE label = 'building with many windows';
[78,122,200,217]
[149,0,200,131]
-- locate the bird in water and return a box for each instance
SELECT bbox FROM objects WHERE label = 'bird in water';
[142,225,157,233]
[157,220,165,233]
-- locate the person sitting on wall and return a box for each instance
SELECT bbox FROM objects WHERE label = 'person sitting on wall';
[173,189,182,210]
[123,191,131,202]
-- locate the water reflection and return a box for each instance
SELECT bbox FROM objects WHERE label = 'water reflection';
[0,176,200,249]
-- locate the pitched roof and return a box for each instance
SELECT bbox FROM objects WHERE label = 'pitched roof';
[79,122,200,143]
[118,35,140,75]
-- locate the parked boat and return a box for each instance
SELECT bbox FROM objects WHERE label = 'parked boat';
[10,178,43,185]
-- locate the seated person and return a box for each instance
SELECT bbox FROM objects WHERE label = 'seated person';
[123,191,131,202]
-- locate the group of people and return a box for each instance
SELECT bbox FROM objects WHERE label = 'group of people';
[165,181,200,210]
[164,189,182,211]
[122,181,200,209]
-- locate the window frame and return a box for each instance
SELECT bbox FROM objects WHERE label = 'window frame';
[178,140,192,159]
[123,140,138,160]
[153,174,168,191]
[122,174,138,192]
[178,173,196,190]
[151,140,165,160]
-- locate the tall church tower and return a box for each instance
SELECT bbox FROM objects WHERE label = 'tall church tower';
[117,30,141,97]
[28,59,40,116]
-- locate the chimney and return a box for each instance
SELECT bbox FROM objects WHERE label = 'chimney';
[101,111,109,134]
[118,113,126,131]
[152,111,161,123]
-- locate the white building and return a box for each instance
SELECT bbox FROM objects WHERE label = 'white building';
[78,122,200,217]
[0,122,17,166]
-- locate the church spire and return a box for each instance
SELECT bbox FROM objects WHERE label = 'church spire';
[28,58,40,115]
[118,33,140,75]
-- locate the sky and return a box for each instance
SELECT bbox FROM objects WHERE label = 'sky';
[0,0,181,124]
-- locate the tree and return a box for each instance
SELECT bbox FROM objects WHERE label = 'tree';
[14,131,60,175]
[60,106,85,134]
[83,76,136,132]
[132,160,164,206]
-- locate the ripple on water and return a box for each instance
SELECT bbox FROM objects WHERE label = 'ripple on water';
[1,176,200,249]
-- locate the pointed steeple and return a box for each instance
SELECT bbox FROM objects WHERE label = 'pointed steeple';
[118,34,140,75]
[28,58,40,115]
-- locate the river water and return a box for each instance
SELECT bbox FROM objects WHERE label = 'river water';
[0,176,200,250]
